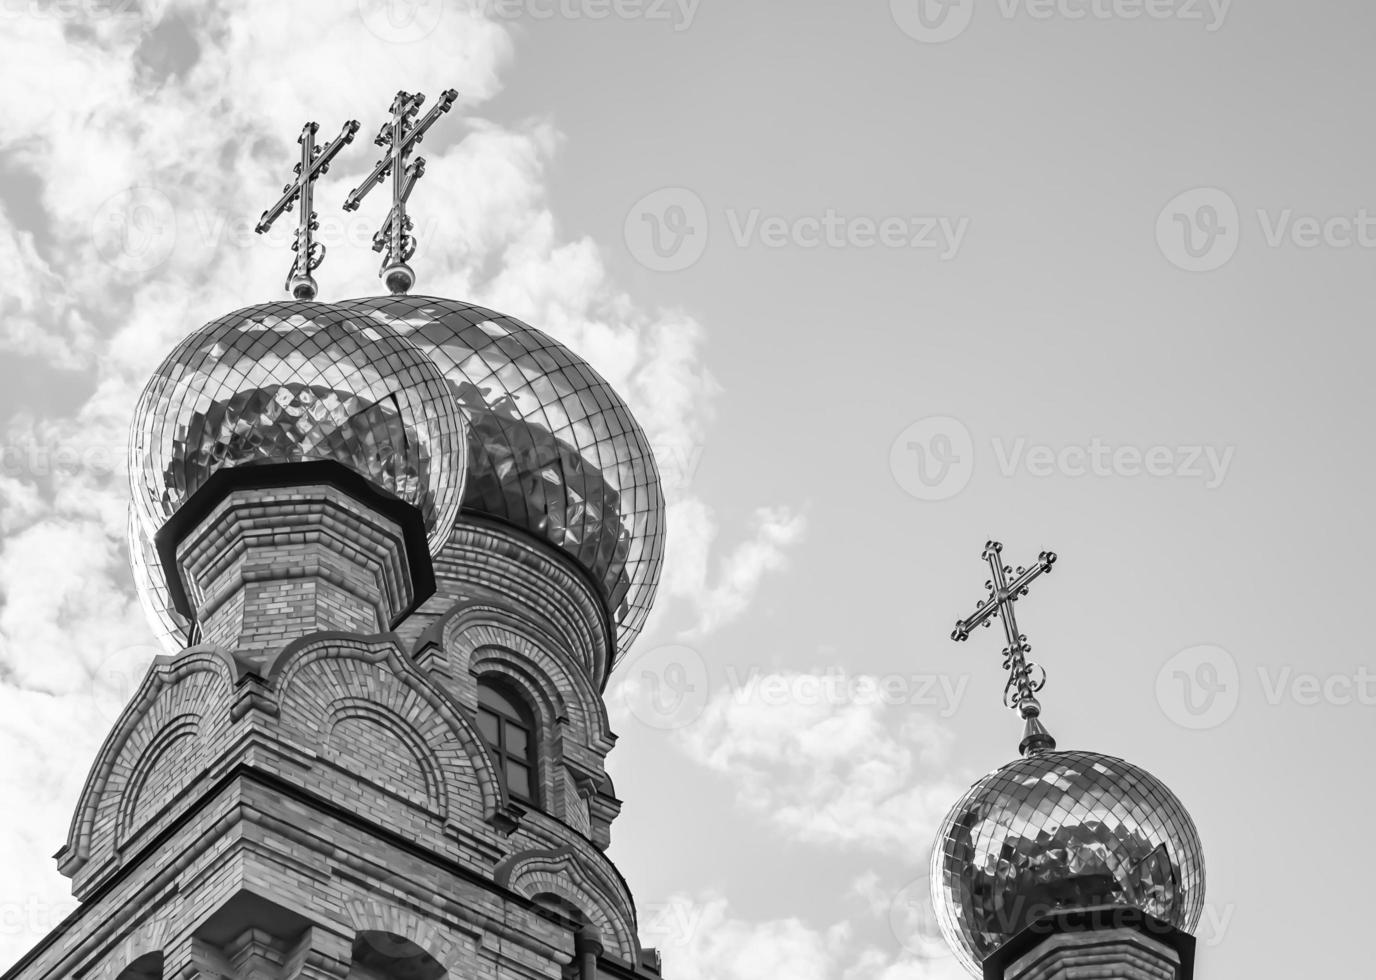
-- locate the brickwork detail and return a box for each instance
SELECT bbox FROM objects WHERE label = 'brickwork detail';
[1002,928,1183,980]
[174,485,418,653]
[496,847,640,962]
[13,505,659,980]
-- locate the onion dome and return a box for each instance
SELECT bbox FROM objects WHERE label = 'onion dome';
[128,299,467,556]
[128,503,192,651]
[930,749,1205,978]
[342,295,666,659]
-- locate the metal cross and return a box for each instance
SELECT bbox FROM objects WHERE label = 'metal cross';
[344,88,459,295]
[951,540,1059,756]
[255,119,361,301]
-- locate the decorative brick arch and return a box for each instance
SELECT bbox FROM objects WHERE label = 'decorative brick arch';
[342,896,463,977]
[495,846,639,962]
[434,603,613,751]
[62,649,237,881]
[269,633,503,826]
[115,714,200,847]
[95,915,171,980]
[325,698,446,815]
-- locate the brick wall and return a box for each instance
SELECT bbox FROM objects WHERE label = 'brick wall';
[7,502,662,980]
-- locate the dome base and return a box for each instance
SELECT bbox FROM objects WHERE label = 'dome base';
[981,906,1195,980]
[155,460,436,653]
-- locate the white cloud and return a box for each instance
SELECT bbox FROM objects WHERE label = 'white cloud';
[643,893,970,980]
[0,0,807,965]
[676,670,966,851]
[0,687,87,946]
[663,502,807,636]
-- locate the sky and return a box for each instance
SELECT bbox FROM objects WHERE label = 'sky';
[0,1,1373,978]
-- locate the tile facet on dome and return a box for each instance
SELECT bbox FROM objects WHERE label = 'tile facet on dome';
[128,300,467,557]
[127,502,193,654]
[346,295,666,660]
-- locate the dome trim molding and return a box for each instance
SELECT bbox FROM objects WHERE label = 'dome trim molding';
[153,459,436,625]
[979,905,1198,980]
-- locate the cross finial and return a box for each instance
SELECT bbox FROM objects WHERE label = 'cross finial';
[343,88,459,295]
[951,540,1059,756]
[255,119,361,300]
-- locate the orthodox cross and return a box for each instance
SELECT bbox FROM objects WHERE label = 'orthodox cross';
[255,119,361,301]
[951,541,1059,756]
[344,88,459,295]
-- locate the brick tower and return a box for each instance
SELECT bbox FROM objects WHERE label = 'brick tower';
[3,295,668,980]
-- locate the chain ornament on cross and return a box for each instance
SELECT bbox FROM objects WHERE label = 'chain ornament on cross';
[344,88,459,295]
[951,540,1059,756]
[255,119,361,301]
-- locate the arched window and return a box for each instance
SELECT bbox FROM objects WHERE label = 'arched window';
[477,680,538,805]
[351,932,445,980]
[114,952,163,980]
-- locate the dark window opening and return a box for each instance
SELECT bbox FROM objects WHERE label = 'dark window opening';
[478,680,539,805]
[351,932,446,980]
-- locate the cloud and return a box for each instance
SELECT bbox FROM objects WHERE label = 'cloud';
[642,893,970,980]
[0,0,806,966]
[664,501,807,636]
[675,670,966,851]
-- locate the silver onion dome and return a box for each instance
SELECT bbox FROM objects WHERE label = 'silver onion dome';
[930,749,1205,978]
[127,502,193,651]
[343,295,666,659]
[128,299,467,556]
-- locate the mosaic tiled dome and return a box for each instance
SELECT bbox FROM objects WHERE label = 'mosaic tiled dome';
[127,503,193,652]
[128,300,467,555]
[930,750,1205,977]
[344,295,666,659]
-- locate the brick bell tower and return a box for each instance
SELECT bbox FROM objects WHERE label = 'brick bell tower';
[3,293,669,980]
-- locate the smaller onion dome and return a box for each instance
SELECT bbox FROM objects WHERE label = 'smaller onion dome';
[128,300,467,556]
[930,749,1205,978]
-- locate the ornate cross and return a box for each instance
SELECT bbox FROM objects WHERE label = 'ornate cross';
[255,119,361,301]
[951,540,1059,756]
[344,88,459,295]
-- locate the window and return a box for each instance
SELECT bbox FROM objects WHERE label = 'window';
[477,680,538,804]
